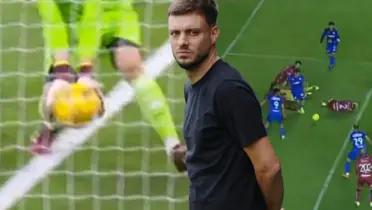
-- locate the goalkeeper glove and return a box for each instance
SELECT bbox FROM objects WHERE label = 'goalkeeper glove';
[77,64,105,117]
[42,63,76,123]
[47,62,76,82]
[77,64,103,93]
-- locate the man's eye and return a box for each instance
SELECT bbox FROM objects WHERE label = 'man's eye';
[170,31,179,36]
[190,31,199,36]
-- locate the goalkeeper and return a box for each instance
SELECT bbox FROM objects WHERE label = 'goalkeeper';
[30,0,186,171]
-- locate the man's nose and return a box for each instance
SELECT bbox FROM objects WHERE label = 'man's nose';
[178,33,189,46]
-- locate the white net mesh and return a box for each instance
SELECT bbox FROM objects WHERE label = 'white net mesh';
[0,1,188,210]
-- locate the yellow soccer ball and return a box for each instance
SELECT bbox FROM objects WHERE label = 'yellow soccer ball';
[312,113,320,121]
[53,83,103,126]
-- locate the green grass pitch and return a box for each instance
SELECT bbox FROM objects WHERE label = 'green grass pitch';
[0,0,371,210]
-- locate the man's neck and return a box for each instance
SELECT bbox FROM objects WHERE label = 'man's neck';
[187,49,219,84]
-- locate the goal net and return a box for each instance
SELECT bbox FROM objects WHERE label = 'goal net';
[0,1,188,210]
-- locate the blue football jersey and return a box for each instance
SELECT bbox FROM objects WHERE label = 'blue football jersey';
[350,130,367,150]
[268,95,283,113]
[321,28,340,45]
[288,74,304,91]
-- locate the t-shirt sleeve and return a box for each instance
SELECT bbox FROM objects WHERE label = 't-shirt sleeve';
[214,80,267,147]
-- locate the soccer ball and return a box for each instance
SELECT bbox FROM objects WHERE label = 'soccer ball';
[52,82,103,126]
[312,113,320,121]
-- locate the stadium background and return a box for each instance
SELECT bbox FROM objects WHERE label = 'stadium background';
[0,0,371,210]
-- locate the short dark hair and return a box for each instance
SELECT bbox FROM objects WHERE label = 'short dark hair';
[295,60,302,65]
[272,88,281,94]
[328,21,335,26]
[168,0,219,26]
[353,124,359,129]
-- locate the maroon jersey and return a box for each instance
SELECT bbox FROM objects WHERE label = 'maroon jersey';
[327,99,354,112]
[273,65,296,85]
[356,156,372,187]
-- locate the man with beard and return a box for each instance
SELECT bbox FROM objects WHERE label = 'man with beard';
[168,1,284,210]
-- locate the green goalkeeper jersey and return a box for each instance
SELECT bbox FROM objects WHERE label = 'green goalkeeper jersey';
[53,0,134,23]
[37,0,140,65]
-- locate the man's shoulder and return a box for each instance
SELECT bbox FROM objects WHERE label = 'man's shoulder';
[214,78,255,103]
[212,59,243,79]
[207,59,255,97]
[216,79,252,90]
[206,60,241,85]
[213,60,249,83]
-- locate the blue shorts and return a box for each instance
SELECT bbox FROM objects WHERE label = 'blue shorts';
[267,112,283,124]
[291,90,305,101]
[348,148,365,160]
[326,44,337,54]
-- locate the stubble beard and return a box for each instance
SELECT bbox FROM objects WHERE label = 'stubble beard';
[174,49,210,71]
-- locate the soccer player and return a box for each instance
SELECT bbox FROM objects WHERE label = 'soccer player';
[31,0,186,171]
[265,88,286,140]
[343,125,372,178]
[263,84,318,113]
[168,1,283,210]
[320,21,341,70]
[287,68,305,114]
[273,60,302,87]
[271,60,319,92]
[321,98,358,112]
[354,153,372,207]
[265,60,319,109]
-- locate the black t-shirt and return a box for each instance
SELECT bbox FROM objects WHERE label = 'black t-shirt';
[184,59,267,210]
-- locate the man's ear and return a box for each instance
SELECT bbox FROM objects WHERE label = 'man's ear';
[211,25,220,45]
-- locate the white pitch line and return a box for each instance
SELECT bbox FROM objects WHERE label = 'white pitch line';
[227,52,372,67]
[221,0,266,58]
[228,52,325,63]
[313,88,372,210]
